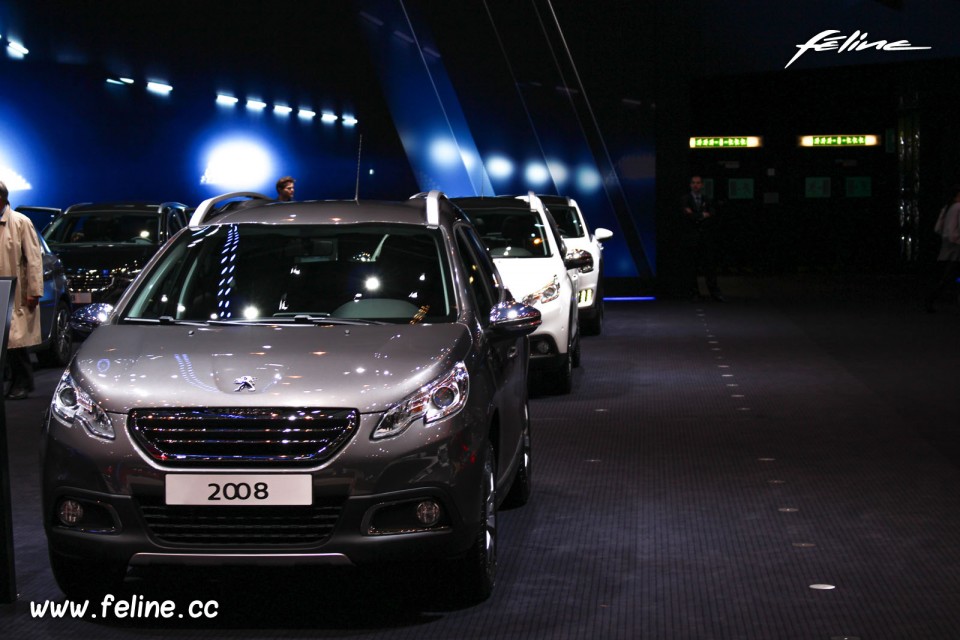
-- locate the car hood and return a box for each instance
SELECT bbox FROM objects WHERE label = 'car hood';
[493,257,564,299]
[70,322,472,414]
[49,243,158,272]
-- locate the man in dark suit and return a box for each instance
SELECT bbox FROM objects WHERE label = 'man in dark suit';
[680,175,724,301]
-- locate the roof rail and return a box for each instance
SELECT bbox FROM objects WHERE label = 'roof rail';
[159,201,189,214]
[409,190,445,228]
[62,202,93,215]
[524,190,544,213]
[189,192,271,227]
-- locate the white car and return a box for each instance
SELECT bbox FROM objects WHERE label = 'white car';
[538,195,613,335]
[452,194,589,394]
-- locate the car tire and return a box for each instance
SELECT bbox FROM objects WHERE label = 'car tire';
[571,328,581,368]
[503,407,532,509]
[457,442,497,603]
[581,302,603,336]
[49,551,126,600]
[38,300,73,368]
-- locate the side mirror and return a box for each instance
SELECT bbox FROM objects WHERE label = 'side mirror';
[489,301,541,337]
[564,248,593,272]
[70,302,114,338]
[594,227,613,242]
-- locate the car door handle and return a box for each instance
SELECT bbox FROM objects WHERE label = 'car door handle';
[507,346,518,359]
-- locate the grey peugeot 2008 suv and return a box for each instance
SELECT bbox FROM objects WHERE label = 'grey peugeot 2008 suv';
[41,190,541,604]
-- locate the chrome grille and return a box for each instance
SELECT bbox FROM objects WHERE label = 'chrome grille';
[138,496,343,545]
[67,270,112,292]
[129,408,359,467]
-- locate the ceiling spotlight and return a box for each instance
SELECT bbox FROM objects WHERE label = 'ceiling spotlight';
[342,115,358,126]
[216,94,239,105]
[7,41,29,57]
[274,105,293,115]
[321,113,339,123]
[146,81,173,94]
[246,99,267,110]
[0,167,32,191]
[298,109,316,119]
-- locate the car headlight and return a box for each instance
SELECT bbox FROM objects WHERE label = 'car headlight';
[373,362,469,439]
[51,371,115,440]
[522,276,561,306]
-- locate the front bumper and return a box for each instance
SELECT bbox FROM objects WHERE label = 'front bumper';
[42,410,486,571]
[45,484,477,570]
[576,269,600,312]
[526,298,569,360]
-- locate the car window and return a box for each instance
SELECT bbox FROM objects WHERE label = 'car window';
[543,210,567,255]
[45,212,161,245]
[466,208,552,259]
[123,223,456,324]
[549,204,586,239]
[455,226,499,323]
[167,209,185,235]
[17,207,59,233]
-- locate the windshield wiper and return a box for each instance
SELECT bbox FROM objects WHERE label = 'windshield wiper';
[206,316,386,326]
[284,315,386,326]
[121,316,207,326]
[311,317,386,326]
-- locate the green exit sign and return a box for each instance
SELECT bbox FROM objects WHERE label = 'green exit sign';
[800,135,878,147]
[689,136,761,149]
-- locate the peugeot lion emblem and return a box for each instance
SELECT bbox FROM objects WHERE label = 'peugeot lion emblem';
[233,376,257,392]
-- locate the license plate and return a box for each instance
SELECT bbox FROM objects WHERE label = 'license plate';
[165,474,312,506]
[71,292,92,304]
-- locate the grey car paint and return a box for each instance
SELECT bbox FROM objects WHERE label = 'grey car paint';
[41,193,540,604]
[71,322,471,413]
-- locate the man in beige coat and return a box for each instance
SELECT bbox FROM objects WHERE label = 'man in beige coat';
[0,180,44,399]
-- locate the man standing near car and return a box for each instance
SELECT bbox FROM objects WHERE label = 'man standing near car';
[276,176,296,202]
[0,181,44,399]
[680,175,724,301]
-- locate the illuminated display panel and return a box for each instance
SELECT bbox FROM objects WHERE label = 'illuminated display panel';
[689,136,762,149]
[800,135,878,147]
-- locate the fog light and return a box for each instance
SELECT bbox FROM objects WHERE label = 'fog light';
[58,499,84,526]
[535,340,551,355]
[416,500,441,526]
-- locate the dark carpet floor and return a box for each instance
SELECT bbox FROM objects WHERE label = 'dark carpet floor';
[2,273,959,639]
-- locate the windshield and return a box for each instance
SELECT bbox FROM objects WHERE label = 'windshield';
[45,212,160,245]
[122,224,456,324]
[549,205,585,239]
[463,208,552,259]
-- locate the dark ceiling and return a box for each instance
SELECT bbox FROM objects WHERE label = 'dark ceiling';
[6,0,959,107]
